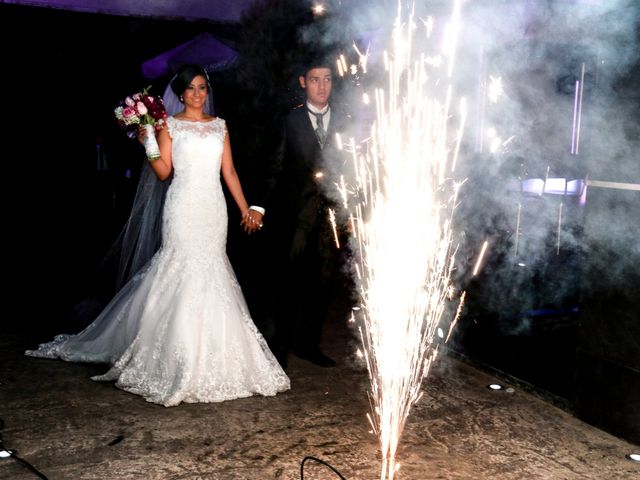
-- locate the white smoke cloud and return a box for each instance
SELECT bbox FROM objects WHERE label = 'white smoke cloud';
[323,0,640,332]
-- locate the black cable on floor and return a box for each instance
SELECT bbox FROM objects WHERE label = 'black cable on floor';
[0,418,49,480]
[300,455,347,479]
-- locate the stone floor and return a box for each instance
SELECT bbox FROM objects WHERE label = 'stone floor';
[1,316,639,480]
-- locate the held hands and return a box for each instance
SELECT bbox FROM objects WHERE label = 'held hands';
[241,210,264,234]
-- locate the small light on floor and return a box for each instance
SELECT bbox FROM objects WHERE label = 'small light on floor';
[626,453,640,463]
[488,383,503,390]
[517,262,526,267]
[0,450,12,459]
[437,327,444,339]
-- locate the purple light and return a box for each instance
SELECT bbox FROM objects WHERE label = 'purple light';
[7,0,259,23]
[141,33,238,79]
[510,178,586,197]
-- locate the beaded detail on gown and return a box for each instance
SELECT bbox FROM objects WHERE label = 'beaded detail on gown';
[25,117,290,407]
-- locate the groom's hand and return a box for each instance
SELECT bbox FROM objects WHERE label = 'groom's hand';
[241,210,264,234]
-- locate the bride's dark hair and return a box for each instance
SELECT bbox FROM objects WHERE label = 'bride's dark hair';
[170,64,211,99]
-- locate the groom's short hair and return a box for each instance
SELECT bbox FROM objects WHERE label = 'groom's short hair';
[298,54,334,78]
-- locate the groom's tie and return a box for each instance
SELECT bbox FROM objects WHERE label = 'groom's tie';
[310,109,328,149]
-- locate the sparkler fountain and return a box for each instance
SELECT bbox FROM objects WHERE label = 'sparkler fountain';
[338,2,466,478]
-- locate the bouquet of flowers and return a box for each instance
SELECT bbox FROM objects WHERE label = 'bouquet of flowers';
[114,86,168,139]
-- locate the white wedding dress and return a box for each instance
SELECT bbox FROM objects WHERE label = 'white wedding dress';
[26,117,290,407]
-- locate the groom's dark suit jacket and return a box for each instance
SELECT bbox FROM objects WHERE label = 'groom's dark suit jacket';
[262,104,349,259]
[252,103,350,352]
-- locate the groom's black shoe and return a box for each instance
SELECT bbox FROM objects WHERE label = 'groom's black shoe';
[294,348,336,368]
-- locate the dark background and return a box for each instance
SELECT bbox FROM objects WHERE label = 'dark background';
[1,4,224,327]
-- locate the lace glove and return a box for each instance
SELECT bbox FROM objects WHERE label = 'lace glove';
[142,124,161,161]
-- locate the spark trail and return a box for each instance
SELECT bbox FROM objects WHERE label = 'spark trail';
[345,2,466,478]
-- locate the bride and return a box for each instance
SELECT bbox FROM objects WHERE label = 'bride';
[26,64,290,407]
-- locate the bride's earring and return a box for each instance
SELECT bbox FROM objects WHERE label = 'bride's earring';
[179,95,184,102]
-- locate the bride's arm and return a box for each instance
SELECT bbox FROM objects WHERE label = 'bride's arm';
[221,126,251,222]
[148,125,173,181]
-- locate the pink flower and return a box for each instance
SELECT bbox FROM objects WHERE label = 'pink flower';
[136,101,148,115]
[125,96,135,107]
[122,107,137,119]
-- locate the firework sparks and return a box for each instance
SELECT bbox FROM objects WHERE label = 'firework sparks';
[556,202,563,255]
[353,42,370,73]
[472,240,489,276]
[343,2,466,479]
[488,75,504,104]
[571,62,586,155]
[312,3,326,16]
[514,202,522,256]
[328,208,341,248]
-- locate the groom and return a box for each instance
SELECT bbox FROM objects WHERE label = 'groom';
[243,57,349,368]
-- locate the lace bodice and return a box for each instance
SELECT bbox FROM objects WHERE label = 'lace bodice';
[162,116,229,261]
[167,116,226,175]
